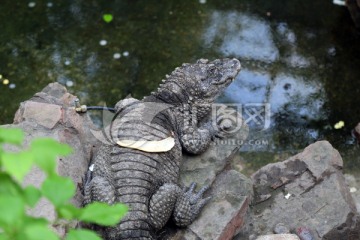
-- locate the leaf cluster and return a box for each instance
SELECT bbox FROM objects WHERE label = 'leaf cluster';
[0,128,128,240]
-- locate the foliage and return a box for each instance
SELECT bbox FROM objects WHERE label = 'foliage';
[0,128,128,240]
[102,14,113,23]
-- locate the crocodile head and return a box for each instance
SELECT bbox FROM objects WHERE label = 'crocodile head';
[152,58,241,104]
[186,58,241,101]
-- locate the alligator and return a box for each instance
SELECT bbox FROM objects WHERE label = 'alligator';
[83,58,241,239]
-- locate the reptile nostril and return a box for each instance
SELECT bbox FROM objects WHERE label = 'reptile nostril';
[231,59,241,70]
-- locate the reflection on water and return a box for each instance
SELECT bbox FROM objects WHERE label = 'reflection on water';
[1,1,360,173]
[204,11,279,62]
[269,74,325,120]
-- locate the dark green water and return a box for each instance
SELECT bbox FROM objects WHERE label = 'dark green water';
[1,0,360,173]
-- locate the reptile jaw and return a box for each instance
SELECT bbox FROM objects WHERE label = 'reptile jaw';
[213,58,241,85]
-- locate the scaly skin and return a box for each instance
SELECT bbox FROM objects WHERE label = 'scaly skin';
[84,58,241,239]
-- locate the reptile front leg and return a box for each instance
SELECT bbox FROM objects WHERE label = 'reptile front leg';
[180,127,212,154]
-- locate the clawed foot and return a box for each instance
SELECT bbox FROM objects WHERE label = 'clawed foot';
[173,182,211,227]
[184,182,211,216]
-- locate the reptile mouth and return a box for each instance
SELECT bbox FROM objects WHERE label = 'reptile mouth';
[214,58,241,85]
[214,75,237,85]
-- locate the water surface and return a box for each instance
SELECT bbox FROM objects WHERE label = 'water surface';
[1,0,360,173]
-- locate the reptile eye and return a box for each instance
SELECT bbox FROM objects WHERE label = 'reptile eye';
[208,67,216,74]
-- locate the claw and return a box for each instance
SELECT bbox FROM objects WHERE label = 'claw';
[196,185,209,197]
[198,196,212,208]
[190,185,209,204]
[191,196,212,216]
[186,182,197,193]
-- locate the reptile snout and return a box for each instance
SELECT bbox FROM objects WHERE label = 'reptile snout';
[215,58,241,85]
[225,58,241,77]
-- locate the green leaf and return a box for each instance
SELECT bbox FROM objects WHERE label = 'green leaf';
[0,195,24,227]
[1,151,34,182]
[23,186,41,207]
[0,233,7,240]
[66,229,101,240]
[79,202,128,226]
[23,215,48,226]
[0,128,23,145]
[103,14,113,23]
[0,173,22,197]
[24,224,59,240]
[31,138,72,175]
[58,204,80,220]
[41,176,75,207]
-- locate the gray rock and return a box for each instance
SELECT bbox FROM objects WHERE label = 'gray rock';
[255,234,300,240]
[273,223,290,234]
[172,170,253,240]
[4,82,99,237]
[180,125,249,188]
[345,173,360,212]
[249,141,360,240]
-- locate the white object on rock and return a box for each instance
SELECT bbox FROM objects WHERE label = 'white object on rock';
[284,193,291,199]
[117,137,175,152]
[350,187,357,193]
[89,164,94,172]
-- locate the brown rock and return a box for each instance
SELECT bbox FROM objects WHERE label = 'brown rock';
[347,0,360,28]
[21,101,62,129]
[353,122,360,143]
[4,82,99,237]
[249,141,360,240]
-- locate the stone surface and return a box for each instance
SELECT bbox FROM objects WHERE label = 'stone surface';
[353,122,360,143]
[21,101,62,129]
[347,0,360,28]
[248,141,360,240]
[180,125,249,188]
[5,82,253,240]
[273,223,290,234]
[345,173,360,212]
[171,170,253,240]
[255,234,300,240]
[4,82,99,237]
